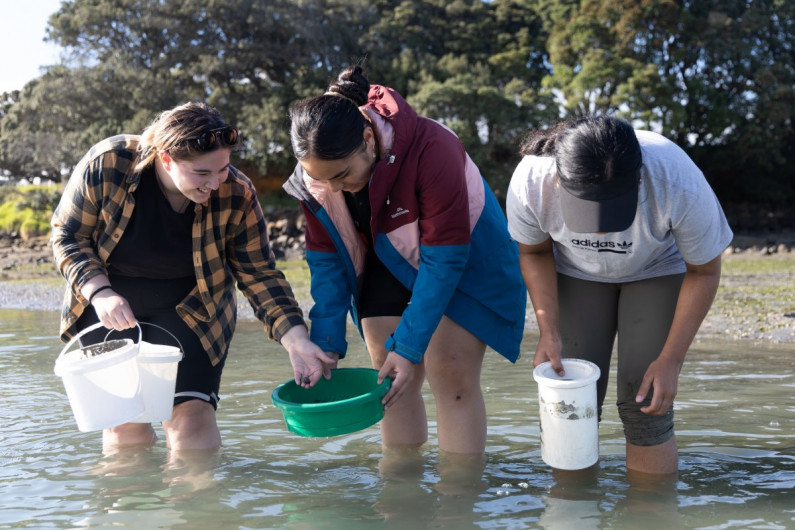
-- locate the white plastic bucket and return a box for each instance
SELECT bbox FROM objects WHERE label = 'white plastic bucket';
[54,323,144,432]
[533,358,601,470]
[132,341,183,423]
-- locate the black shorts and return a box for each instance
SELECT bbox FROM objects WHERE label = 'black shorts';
[74,275,225,410]
[357,251,412,319]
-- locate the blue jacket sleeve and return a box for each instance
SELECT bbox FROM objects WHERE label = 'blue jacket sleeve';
[384,243,469,363]
[306,249,351,358]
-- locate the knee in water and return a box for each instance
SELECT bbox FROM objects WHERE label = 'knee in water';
[617,401,675,446]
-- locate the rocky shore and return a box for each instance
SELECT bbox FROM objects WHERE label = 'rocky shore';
[1,208,793,344]
[0,207,309,276]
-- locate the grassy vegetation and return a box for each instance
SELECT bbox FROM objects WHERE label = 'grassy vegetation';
[278,256,793,342]
[718,257,795,315]
[1,261,61,281]
[258,190,299,211]
[277,259,311,302]
[0,185,61,238]
[722,257,795,275]
[274,255,795,316]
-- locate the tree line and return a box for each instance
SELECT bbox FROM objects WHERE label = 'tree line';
[1,0,792,206]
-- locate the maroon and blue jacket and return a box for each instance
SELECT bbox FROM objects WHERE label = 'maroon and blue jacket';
[283,85,526,364]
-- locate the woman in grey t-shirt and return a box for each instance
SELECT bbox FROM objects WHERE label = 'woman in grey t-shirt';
[506,116,733,475]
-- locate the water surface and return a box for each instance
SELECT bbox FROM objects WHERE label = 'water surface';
[1,309,793,529]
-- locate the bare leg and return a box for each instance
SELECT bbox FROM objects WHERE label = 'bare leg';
[378,445,426,480]
[435,450,487,495]
[363,316,428,447]
[424,317,487,454]
[102,422,157,449]
[626,436,678,475]
[164,446,222,498]
[620,461,681,527]
[162,399,221,451]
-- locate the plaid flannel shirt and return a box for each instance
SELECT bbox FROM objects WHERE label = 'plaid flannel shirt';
[51,134,306,365]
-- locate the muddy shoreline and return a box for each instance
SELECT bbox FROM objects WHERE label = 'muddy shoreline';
[2,229,793,344]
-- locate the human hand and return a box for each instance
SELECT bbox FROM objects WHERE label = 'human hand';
[636,356,681,416]
[281,327,339,388]
[287,345,339,388]
[91,289,138,331]
[377,351,419,409]
[532,332,564,376]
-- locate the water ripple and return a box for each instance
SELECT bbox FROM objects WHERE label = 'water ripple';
[1,314,793,529]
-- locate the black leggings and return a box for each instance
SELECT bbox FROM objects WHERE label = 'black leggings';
[75,275,226,410]
[557,272,686,446]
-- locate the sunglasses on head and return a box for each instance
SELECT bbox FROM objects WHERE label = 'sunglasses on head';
[178,126,239,152]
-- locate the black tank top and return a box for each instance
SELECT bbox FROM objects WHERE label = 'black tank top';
[107,167,195,279]
[344,182,373,246]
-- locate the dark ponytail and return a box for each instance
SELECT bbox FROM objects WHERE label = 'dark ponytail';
[289,65,371,160]
[519,121,570,157]
[520,116,641,188]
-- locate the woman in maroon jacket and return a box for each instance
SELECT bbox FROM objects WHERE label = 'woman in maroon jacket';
[285,66,526,455]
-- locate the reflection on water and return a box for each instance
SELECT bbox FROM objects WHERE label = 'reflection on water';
[1,308,793,528]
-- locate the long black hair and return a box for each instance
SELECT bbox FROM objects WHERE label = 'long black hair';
[520,116,642,189]
[289,65,371,161]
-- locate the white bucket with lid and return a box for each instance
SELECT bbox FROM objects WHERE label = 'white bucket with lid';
[533,358,601,470]
[54,322,144,432]
[132,339,183,423]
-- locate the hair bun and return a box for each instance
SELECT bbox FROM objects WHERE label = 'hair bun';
[329,65,370,107]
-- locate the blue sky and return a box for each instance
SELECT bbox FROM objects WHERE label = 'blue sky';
[0,0,64,93]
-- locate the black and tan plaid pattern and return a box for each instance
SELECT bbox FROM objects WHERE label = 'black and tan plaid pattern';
[52,134,306,365]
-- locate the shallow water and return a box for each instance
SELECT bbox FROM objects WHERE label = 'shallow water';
[1,308,793,529]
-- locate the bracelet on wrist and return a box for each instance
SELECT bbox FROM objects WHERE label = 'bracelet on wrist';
[88,285,113,304]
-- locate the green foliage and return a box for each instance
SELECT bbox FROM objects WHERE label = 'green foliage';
[362,0,555,196]
[0,0,792,206]
[16,184,60,208]
[537,0,795,202]
[258,190,299,211]
[0,185,59,237]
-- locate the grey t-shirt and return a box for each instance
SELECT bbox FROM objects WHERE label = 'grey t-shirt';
[506,130,734,283]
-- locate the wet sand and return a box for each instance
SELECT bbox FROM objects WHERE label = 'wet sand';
[1,235,793,344]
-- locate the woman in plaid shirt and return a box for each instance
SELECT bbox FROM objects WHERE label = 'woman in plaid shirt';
[51,102,336,451]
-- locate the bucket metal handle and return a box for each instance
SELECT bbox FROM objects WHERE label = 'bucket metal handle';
[107,322,185,358]
[58,321,142,362]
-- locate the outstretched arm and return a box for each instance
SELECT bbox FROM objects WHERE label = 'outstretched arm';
[518,238,565,376]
